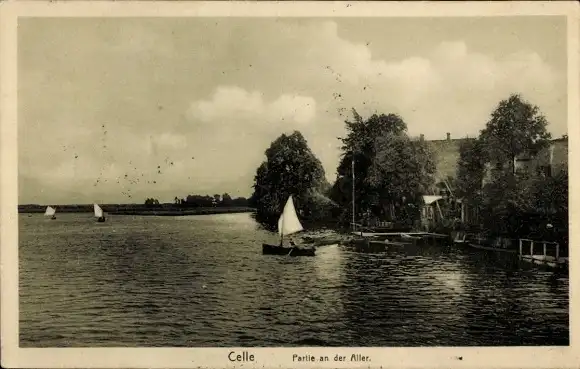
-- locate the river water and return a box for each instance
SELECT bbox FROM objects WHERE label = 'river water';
[19,212,569,347]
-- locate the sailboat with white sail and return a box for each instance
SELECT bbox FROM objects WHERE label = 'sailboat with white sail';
[94,203,106,222]
[262,195,315,257]
[44,206,57,220]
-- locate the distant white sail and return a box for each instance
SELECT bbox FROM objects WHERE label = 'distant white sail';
[44,206,56,216]
[94,204,104,218]
[277,195,303,237]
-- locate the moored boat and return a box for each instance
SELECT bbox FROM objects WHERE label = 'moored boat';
[468,236,517,253]
[262,195,315,257]
[262,243,316,256]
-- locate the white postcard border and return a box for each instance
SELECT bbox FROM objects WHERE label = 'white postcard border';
[1,1,579,368]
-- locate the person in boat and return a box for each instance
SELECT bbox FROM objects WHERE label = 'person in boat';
[286,238,305,249]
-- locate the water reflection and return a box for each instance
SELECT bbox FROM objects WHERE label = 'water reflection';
[453,247,569,345]
[19,213,569,347]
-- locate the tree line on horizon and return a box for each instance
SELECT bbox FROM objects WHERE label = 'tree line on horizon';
[144,194,249,208]
[248,93,569,244]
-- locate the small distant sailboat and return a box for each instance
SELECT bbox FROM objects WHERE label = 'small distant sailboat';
[262,195,315,257]
[94,203,106,222]
[44,206,57,220]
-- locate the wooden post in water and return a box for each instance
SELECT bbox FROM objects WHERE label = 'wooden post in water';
[543,242,547,259]
[519,239,522,258]
[556,243,560,262]
[530,240,534,258]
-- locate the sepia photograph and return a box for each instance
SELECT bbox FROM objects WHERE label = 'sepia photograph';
[1,1,578,368]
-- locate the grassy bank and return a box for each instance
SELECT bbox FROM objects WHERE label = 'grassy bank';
[19,204,255,216]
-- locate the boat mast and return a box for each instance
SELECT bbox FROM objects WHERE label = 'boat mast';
[280,201,284,245]
[352,153,355,232]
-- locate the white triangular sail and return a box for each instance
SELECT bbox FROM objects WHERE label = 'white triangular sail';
[44,206,56,216]
[94,204,104,218]
[277,195,303,237]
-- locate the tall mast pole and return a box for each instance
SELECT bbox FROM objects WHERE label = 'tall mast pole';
[352,153,356,232]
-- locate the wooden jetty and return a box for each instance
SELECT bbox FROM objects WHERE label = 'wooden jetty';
[518,238,568,269]
[351,231,448,238]
[346,231,450,252]
[467,236,568,271]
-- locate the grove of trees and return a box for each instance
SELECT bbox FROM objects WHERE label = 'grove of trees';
[456,94,568,244]
[249,111,438,230]
[247,93,568,247]
[173,194,249,208]
[143,195,249,208]
[144,198,161,207]
[329,109,436,228]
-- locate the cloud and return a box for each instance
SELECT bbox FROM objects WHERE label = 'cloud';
[268,94,316,125]
[296,24,562,142]
[190,86,266,123]
[18,18,566,203]
[149,133,188,156]
[138,22,568,196]
[225,22,563,179]
[182,87,319,195]
[188,86,316,127]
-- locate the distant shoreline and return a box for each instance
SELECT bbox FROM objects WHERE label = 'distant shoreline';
[110,208,256,216]
[18,204,256,216]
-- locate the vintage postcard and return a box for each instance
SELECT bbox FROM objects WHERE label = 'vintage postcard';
[1,1,579,368]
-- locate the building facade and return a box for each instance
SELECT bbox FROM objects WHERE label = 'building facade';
[420,133,568,228]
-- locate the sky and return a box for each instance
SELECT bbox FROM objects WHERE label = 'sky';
[17,16,568,205]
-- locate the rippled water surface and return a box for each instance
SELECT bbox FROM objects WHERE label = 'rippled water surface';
[20,213,569,347]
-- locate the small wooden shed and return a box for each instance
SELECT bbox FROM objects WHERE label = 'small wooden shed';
[420,195,445,231]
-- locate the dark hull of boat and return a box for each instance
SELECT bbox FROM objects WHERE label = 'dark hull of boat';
[50,216,56,220]
[97,217,106,223]
[262,243,316,256]
[468,243,517,253]
[359,226,413,234]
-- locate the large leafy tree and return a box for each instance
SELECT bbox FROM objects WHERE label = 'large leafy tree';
[455,138,487,200]
[459,94,558,237]
[250,131,330,227]
[480,94,551,174]
[479,168,560,238]
[366,132,436,224]
[462,166,565,240]
[532,170,568,242]
[221,193,233,207]
[331,109,434,225]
